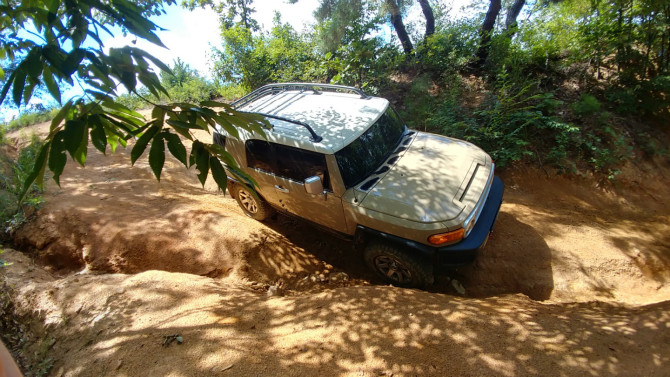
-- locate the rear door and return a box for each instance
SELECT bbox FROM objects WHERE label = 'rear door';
[244,139,280,204]
[269,144,347,233]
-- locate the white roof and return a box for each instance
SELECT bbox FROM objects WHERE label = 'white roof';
[238,90,389,154]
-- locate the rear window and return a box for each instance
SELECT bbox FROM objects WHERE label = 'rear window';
[245,140,331,190]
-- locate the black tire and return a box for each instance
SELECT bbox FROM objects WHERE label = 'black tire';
[364,242,434,288]
[232,184,274,221]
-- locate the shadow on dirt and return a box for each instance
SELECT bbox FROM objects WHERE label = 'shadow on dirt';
[35,273,670,377]
[255,209,554,301]
[435,211,554,300]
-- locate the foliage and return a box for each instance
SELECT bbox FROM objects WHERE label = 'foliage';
[0,0,271,206]
[215,84,246,101]
[183,0,259,31]
[0,135,45,238]
[213,16,324,90]
[157,58,218,103]
[572,94,601,117]
[0,247,8,267]
[0,275,55,376]
[409,62,634,174]
[2,107,59,132]
[416,20,479,75]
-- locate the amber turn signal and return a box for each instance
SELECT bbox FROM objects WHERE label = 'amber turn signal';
[428,228,465,245]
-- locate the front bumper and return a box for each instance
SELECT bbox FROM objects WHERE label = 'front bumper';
[434,175,504,269]
[355,176,505,272]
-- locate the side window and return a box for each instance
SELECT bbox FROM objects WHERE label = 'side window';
[246,140,275,173]
[274,145,331,191]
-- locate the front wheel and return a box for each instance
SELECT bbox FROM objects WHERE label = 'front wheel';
[364,242,433,288]
[233,184,274,221]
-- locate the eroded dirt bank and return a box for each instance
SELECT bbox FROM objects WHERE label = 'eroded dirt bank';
[2,250,669,377]
[2,122,669,376]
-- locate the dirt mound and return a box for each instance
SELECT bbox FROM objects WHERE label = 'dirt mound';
[10,124,368,292]
[2,248,669,377]
[7,122,670,303]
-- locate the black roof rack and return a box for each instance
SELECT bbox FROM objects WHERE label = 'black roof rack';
[250,112,323,143]
[231,83,369,109]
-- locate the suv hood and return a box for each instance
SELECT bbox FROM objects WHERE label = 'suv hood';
[358,132,490,224]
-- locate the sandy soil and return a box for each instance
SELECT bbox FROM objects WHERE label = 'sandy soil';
[1,121,669,376]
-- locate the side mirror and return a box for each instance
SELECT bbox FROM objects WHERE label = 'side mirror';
[304,175,323,195]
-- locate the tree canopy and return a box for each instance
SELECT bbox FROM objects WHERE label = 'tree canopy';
[0,0,269,202]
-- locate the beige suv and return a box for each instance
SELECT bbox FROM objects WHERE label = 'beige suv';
[214,83,504,287]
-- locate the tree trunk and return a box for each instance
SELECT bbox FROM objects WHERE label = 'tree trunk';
[418,0,435,40]
[471,0,502,70]
[504,0,525,36]
[386,0,414,54]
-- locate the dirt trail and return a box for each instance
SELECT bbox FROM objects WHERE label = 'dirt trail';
[2,121,669,376]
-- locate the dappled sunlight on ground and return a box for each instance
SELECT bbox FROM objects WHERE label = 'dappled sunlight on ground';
[3,121,670,376]
[3,252,668,377]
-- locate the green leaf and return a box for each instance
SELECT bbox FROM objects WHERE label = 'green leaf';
[130,123,161,165]
[90,117,107,154]
[0,69,17,105]
[63,120,87,160]
[149,134,165,181]
[212,113,240,139]
[23,78,37,106]
[23,48,43,79]
[132,48,172,73]
[51,100,73,131]
[12,68,27,106]
[151,106,166,123]
[190,141,209,186]
[108,135,119,153]
[49,131,67,186]
[209,156,228,192]
[101,101,145,121]
[62,49,86,76]
[164,133,187,166]
[18,141,50,204]
[43,66,61,104]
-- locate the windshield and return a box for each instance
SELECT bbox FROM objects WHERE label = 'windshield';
[335,106,406,188]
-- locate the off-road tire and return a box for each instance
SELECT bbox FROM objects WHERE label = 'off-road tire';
[364,242,434,288]
[232,184,274,221]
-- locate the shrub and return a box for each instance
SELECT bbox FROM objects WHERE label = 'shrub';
[572,94,601,116]
[2,107,59,132]
[0,134,45,238]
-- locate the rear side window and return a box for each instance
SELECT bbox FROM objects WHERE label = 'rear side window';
[245,140,331,190]
[274,144,330,190]
[246,140,274,173]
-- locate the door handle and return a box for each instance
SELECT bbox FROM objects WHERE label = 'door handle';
[274,185,289,193]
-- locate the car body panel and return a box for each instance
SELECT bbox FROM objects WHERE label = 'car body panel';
[358,132,491,225]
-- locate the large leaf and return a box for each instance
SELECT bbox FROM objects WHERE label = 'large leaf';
[42,66,61,104]
[149,134,165,181]
[49,131,68,186]
[90,117,107,154]
[130,123,161,165]
[63,119,87,162]
[51,100,73,131]
[209,156,228,192]
[18,141,50,203]
[190,141,210,186]
[164,133,187,167]
[12,68,27,106]
[62,48,86,76]
[0,69,17,105]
